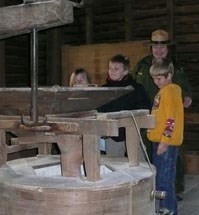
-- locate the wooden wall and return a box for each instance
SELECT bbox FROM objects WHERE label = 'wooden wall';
[58,0,197,91]
[61,0,199,152]
[62,41,149,86]
[62,0,199,112]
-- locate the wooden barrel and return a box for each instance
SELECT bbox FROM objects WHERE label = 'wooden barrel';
[0,155,155,215]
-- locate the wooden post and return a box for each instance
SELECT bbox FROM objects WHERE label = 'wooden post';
[167,0,177,61]
[126,124,139,166]
[85,0,93,44]
[0,39,5,87]
[0,129,7,166]
[167,0,175,41]
[46,27,63,85]
[57,134,83,177]
[38,143,52,155]
[83,134,100,181]
[0,0,5,87]
[124,0,133,41]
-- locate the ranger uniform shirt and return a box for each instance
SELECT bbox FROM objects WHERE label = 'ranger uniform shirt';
[132,55,192,107]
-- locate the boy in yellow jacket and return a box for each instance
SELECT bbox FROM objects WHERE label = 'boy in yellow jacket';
[147,59,184,215]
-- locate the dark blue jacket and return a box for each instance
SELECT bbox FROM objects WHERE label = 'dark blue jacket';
[97,73,150,141]
[97,73,150,112]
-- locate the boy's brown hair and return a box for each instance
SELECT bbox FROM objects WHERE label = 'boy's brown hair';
[109,54,130,70]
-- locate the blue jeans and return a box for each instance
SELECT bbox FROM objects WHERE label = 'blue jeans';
[152,143,179,215]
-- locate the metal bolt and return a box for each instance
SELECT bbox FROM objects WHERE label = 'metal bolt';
[151,190,167,200]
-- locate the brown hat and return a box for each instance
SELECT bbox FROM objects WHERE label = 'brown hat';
[144,29,175,46]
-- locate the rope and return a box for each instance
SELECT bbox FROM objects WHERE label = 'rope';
[130,111,155,173]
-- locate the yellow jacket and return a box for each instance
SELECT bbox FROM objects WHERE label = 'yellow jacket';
[147,83,184,146]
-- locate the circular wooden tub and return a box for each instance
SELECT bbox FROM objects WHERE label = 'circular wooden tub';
[0,155,155,215]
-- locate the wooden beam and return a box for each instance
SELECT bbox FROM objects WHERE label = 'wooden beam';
[118,115,155,129]
[0,41,5,87]
[24,0,49,3]
[124,0,133,41]
[83,134,100,181]
[0,129,7,166]
[167,0,175,41]
[0,0,74,39]
[126,125,139,166]
[0,0,5,87]
[57,134,83,177]
[8,142,40,154]
[48,118,119,136]
[46,28,63,85]
[85,0,93,44]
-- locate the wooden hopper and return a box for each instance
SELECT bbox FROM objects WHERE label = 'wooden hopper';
[0,86,132,115]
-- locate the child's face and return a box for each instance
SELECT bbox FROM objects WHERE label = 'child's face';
[152,73,172,89]
[108,62,128,81]
[74,73,89,86]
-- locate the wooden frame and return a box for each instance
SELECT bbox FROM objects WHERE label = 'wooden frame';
[0,110,155,182]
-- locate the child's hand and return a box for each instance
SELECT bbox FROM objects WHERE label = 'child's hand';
[157,143,168,155]
[183,96,192,108]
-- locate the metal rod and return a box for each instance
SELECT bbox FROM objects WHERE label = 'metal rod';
[30,28,38,123]
[21,28,47,127]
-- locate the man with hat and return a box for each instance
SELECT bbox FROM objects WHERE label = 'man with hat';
[132,29,192,107]
[132,29,192,208]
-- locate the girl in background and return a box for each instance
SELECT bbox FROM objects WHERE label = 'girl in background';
[69,68,91,87]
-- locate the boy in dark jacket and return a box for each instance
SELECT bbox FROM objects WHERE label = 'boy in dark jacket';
[97,54,150,156]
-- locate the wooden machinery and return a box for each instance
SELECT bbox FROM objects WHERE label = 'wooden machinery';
[0,1,156,214]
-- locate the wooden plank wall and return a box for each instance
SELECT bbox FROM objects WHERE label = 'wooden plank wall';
[63,0,199,112]
[4,35,30,87]
[62,41,149,86]
[4,31,47,87]
[175,0,199,113]
[0,0,5,87]
[61,0,199,152]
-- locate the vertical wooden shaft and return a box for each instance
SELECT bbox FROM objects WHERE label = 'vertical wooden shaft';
[85,0,93,44]
[124,0,133,41]
[57,134,83,177]
[167,0,175,41]
[83,134,100,181]
[126,126,139,166]
[0,0,5,87]
[46,28,62,85]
